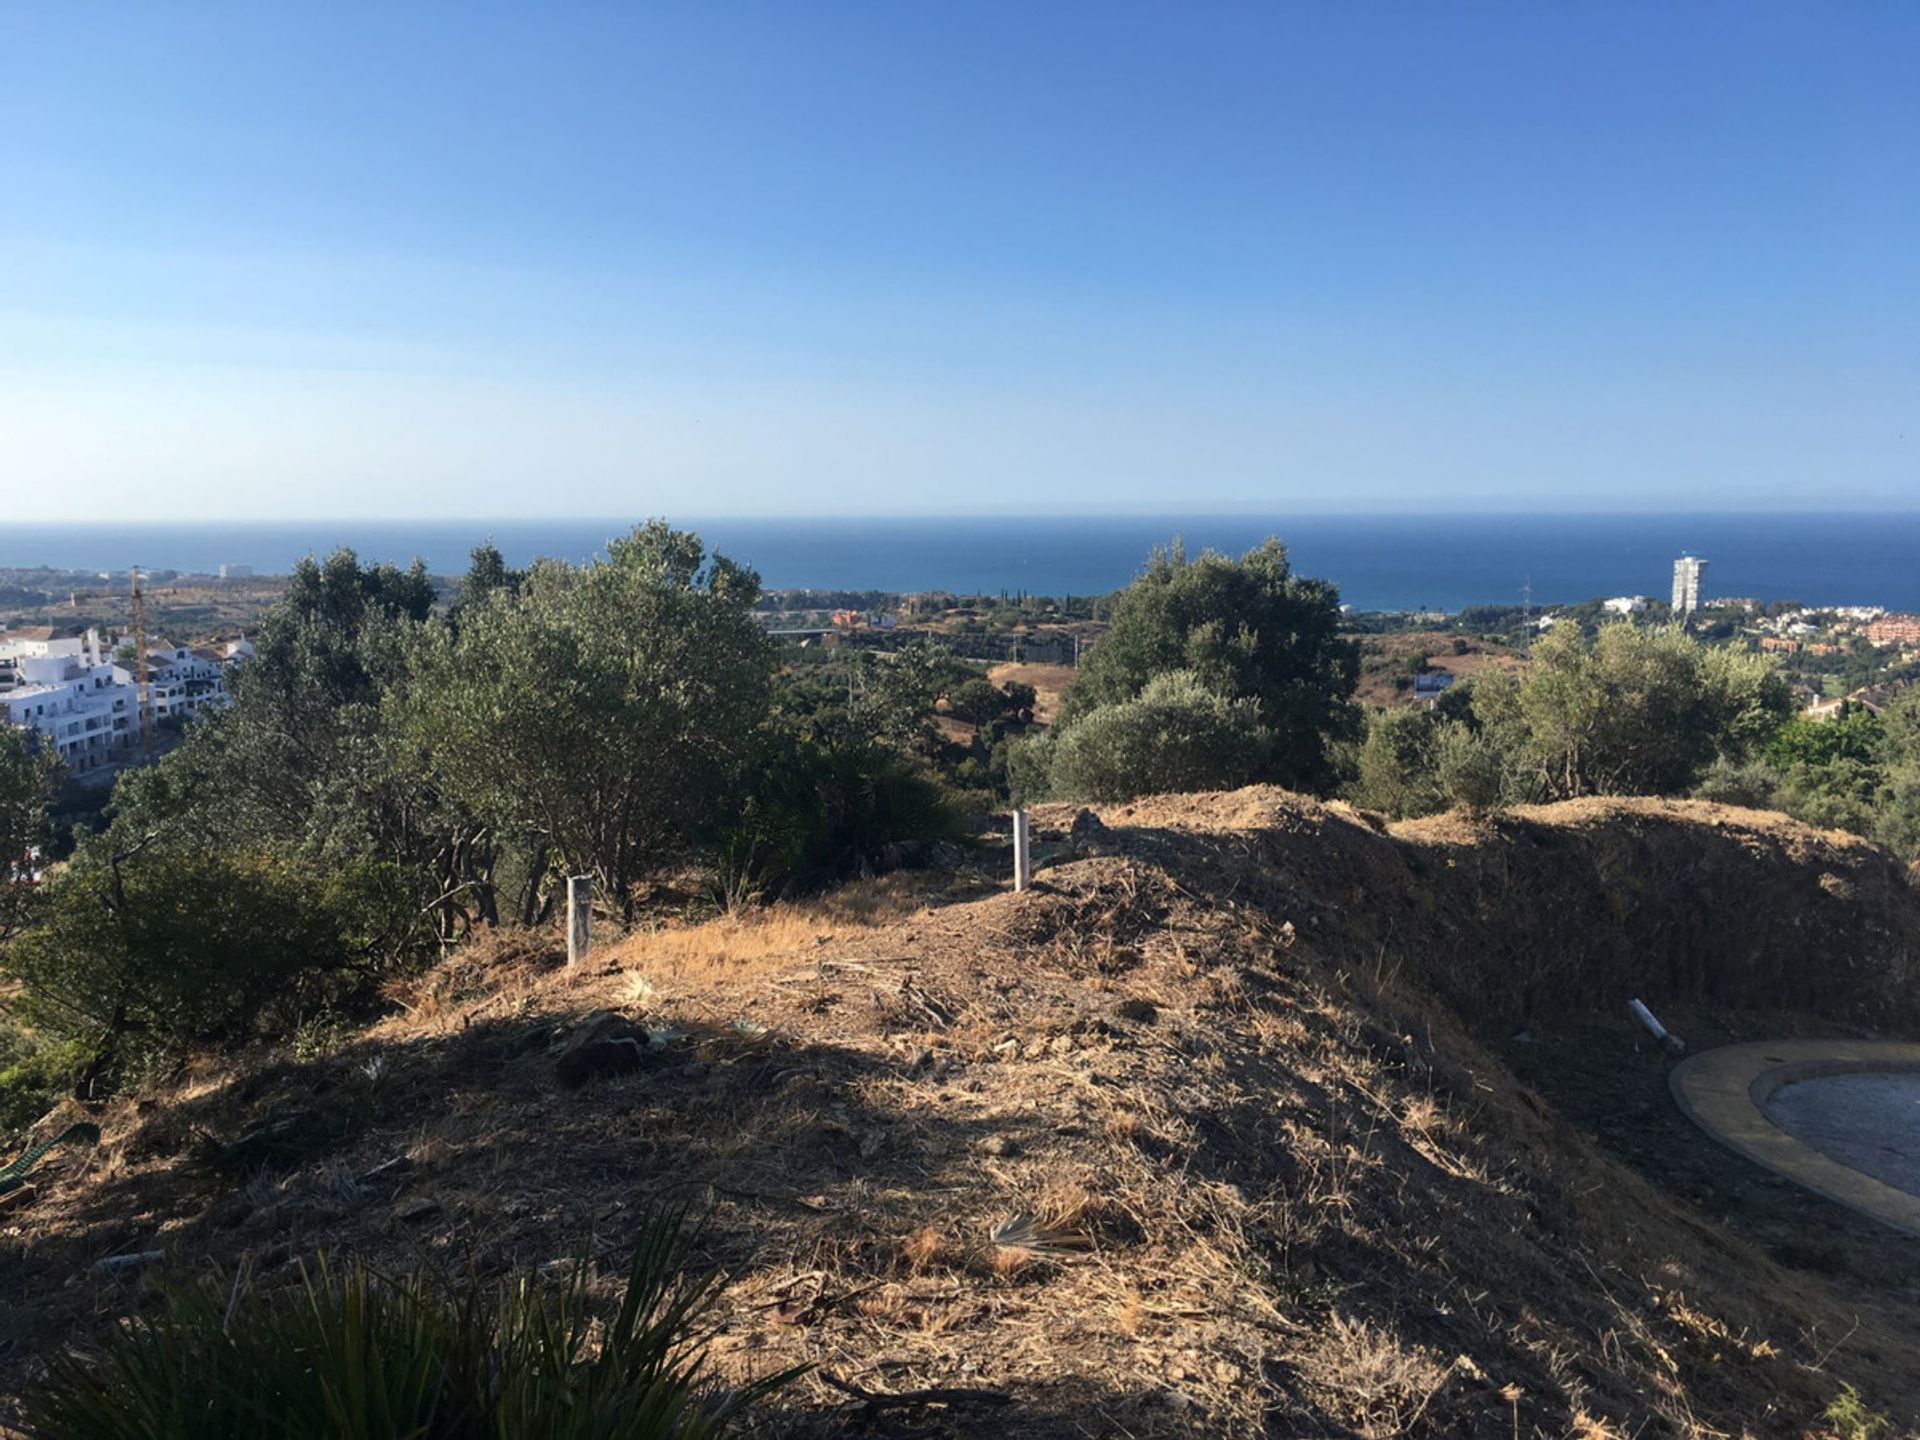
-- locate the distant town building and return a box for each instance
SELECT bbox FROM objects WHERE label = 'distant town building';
[219,563,255,579]
[1807,690,1888,721]
[1671,555,1708,615]
[142,643,230,720]
[1603,596,1648,615]
[1864,613,1920,648]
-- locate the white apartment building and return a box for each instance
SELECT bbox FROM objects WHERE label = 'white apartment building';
[0,629,230,772]
[1603,596,1648,615]
[143,643,229,720]
[0,628,106,692]
[1671,555,1708,615]
[0,630,137,773]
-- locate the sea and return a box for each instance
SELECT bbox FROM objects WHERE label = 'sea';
[1,513,1916,615]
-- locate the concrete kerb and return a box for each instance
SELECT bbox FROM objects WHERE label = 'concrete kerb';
[1669,1039,1920,1239]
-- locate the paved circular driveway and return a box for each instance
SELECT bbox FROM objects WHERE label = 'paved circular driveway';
[1669,1040,1920,1238]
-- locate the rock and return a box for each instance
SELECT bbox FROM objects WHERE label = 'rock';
[977,1134,1019,1157]
[1068,808,1115,854]
[555,1009,655,1089]
[1113,997,1159,1025]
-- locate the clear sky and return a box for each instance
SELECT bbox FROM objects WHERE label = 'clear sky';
[2,2,1915,519]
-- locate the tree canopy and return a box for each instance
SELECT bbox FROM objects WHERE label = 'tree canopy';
[1048,539,1359,794]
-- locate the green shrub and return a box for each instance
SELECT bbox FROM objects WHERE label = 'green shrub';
[24,1204,801,1440]
[1040,671,1274,803]
[0,1020,87,1137]
[1433,721,1508,817]
[1691,756,1782,810]
[1055,538,1358,792]
[713,739,960,903]
[1350,708,1446,817]
[3,847,361,1086]
[1821,1382,1892,1440]
[1471,623,1792,801]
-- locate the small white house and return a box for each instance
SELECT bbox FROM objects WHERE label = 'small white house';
[1603,596,1648,615]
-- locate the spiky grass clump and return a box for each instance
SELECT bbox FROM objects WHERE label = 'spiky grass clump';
[24,1204,802,1440]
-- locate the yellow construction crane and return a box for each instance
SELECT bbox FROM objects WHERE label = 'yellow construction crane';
[129,567,153,761]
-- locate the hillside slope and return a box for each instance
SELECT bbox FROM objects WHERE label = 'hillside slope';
[5,791,1918,1437]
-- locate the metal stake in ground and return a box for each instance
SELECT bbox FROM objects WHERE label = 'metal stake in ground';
[1012,808,1032,892]
[567,875,593,967]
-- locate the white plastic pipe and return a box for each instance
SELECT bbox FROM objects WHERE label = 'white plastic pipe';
[1012,808,1032,892]
[1629,998,1682,1051]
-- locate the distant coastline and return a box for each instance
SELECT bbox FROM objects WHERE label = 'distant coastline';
[2,512,1916,615]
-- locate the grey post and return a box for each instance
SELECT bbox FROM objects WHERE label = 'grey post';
[567,874,592,966]
[1012,808,1032,892]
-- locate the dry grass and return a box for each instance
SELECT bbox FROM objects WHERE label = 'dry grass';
[1316,1313,1453,1437]
[598,870,958,992]
[986,661,1077,723]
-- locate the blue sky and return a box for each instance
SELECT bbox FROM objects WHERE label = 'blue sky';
[2,2,1915,518]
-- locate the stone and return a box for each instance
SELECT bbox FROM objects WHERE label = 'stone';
[1068,808,1115,854]
[555,1009,654,1089]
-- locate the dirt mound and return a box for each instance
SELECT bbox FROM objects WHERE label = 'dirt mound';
[4,791,1917,1437]
[1067,787,1920,1030]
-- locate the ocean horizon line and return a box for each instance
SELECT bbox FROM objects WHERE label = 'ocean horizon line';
[3,512,1916,614]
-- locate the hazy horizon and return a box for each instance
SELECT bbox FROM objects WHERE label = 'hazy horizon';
[5,3,1915,520]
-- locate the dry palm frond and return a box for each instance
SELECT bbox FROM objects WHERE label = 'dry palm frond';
[989,1205,1094,1258]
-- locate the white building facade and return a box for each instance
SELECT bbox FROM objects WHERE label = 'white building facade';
[1671,555,1708,615]
[143,644,229,720]
[0,630,138,773]
[0,629,230,772]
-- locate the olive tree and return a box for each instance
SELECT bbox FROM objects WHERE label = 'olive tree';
[1040,671,1273,802]
[396,523,775,914]
[1057,539,1359,792]
[0,727,62,942]
[1474,622,1791,802]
